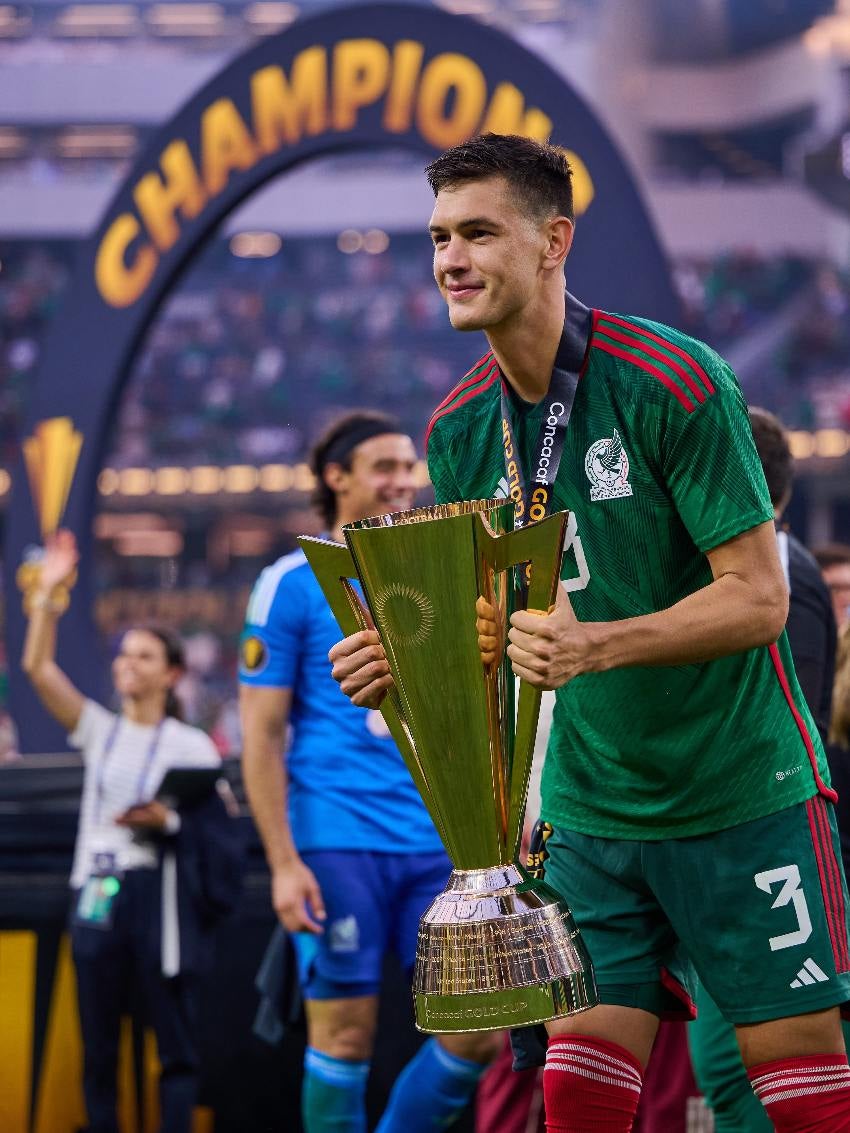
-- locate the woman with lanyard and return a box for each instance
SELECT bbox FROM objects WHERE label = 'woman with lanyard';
[22,528,238,1133]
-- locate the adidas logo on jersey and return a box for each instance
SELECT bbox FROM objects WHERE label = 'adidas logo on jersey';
[493,476,509,499]
[790,957,830,988]
[328,915,360,953]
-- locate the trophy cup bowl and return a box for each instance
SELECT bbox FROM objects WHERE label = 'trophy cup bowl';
[299,498,597,1033]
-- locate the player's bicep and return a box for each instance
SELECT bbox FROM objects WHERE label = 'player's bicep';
[662,377,773,552]
[239,685,292,749]
[705,521,789,627]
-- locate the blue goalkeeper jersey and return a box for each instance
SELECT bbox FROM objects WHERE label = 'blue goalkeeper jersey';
[239,547,444,854]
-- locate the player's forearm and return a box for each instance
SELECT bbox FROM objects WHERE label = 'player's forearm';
[241,738,299,871]
[21,601,59,677]
[585,572,788,673]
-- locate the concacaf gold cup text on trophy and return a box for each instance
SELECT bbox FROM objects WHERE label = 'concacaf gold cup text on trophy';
[300,499,597,1034]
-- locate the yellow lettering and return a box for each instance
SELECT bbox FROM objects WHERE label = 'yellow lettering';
[333,38,391,130]
[201,98,258,196]
[417,53,487,149]
[252,48,328,152]
[480,82,552,142]
[133,139,207,252]
[383,40,424,133]
[562,148,595,215]
[95,214,158,309]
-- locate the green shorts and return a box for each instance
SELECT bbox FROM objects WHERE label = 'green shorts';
[540,796,850,1025]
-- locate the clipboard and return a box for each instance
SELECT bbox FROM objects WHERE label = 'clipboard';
[154,767,220,806]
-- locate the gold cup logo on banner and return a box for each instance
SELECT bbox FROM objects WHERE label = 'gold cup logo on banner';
[299,499,597,1033]
[16,417,83,614]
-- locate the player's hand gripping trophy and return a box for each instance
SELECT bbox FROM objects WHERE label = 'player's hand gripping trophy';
[300,498,597,1034]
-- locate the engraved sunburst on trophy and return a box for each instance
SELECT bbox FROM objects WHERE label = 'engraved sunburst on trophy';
[16,417,83,614]
[372,582,436,648]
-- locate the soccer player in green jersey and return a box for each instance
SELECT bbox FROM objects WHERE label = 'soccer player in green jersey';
[329,133,850,1133]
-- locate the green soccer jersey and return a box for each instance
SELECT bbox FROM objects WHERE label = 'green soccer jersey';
[425,305,833,839]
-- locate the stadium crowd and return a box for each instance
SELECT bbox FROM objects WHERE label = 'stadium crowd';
[2,239,850,759]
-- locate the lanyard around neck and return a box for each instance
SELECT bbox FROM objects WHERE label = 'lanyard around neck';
[94,715,166,825]
[499,293,592,529]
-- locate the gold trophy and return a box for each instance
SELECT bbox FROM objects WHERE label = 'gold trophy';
[299,499,597,1033]
[16,416,82,613]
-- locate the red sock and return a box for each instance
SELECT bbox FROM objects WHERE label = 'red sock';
[543,1034,643,1132]
[748,1054,850,1131]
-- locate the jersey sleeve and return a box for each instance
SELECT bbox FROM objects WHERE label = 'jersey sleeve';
[426,421,464,505]
[68,699,115,761]
[659,361,774,553]
[239,564,307,689]
[183,727,223,768]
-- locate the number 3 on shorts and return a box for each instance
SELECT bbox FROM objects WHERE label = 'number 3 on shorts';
[754,864,813,951]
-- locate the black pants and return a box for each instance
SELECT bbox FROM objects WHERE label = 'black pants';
[71,870,200,1133]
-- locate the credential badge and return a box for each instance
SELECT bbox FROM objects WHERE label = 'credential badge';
[585,430,634,501]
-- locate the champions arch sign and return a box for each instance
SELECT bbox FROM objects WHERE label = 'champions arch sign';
[5,2,678,751]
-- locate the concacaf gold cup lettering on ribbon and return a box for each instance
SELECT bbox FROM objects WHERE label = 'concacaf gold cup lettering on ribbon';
[299,499,598,1033]
[16,417,83,614]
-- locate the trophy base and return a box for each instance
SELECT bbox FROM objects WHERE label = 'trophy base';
[413,864,598,1034]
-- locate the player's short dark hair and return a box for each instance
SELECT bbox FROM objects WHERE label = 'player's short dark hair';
[813,543,850,571]
[310,411,404,527]
[748,406,792,509]
[425,133,574,223]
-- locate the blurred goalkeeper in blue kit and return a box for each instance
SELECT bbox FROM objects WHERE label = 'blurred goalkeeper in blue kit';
[239,411,498,1133]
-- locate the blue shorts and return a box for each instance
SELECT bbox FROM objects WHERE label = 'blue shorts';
[293,850,451,1000]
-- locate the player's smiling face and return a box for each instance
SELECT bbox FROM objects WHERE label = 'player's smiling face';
[429,176,553,332]
[330,433,418,524]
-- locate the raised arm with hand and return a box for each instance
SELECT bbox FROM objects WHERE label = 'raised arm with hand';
[21,529,85,732]
[239,684,326,933]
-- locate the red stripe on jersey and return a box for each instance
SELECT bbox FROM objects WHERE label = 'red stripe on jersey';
[768,642,837,801]
[430,351,496,418]
[806,796,850,972]
[659,966,698,1020]
[424,365,500,449]
[596,323,707,406]
[594,339,696,412]
[600,314,716,396]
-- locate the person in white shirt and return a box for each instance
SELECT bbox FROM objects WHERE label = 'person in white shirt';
[22,529,234,1133]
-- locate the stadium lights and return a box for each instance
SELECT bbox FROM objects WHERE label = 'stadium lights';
[363,229,390,254]
[57,127,137,159]
[222,465,259,493]
[337,229,390,254]
[114,530,184,557]
[146,3,226,37]
[88,460,470,499]
[229,231,282,258]
[437,0,496,16]
[54,5,140,38]
[337,229,363,254]
[0,127,26,158]
[258,464,293,491]
[0,6,30,38]
[244,2,298,33]
[814,429,850,459]
[118,468,153,496]
[189,466,223,494]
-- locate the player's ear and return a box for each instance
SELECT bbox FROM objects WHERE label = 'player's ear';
[323,462,347,493]
[542,216,574,272]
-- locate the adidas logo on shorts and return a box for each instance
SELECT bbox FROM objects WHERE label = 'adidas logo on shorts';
[790,957,830,988]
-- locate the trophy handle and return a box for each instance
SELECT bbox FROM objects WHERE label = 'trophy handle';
[297,536,448,847]
[480,512,569,861]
